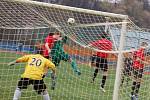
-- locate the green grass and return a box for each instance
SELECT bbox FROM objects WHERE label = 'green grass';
[0,51,150,100]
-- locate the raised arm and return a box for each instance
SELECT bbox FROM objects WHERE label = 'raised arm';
[46,60,56,75]
[8,55,29,66]
[136,57,149,65]
[45,43,51,53]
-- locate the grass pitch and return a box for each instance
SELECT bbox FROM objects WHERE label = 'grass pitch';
[0,51,150,100]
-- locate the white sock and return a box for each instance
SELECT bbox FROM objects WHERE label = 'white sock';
[43,93,50,100]
[13,88,21,100]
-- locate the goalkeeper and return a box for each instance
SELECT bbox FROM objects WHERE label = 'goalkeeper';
[8,50,56,100]
[48,35,81,90]
[50,35,81,75]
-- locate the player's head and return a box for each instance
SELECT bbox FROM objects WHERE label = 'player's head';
[36,49,43,55]
[53,32,61,39]
[128,52,133,58]
[140,41,148,49]
[55,31,61,35]
[100,31,109,39]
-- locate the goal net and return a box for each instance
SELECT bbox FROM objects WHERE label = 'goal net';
[0,0,150,100]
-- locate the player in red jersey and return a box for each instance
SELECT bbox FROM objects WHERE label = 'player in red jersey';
[43,32,61,59]
[130,42,149,100]
[90,32,112,92]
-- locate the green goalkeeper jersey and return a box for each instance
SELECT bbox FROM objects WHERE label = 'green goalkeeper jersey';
[51,40,64,56]
[50,36,69,66]
[50,36,81,75]
[51,36,68,56]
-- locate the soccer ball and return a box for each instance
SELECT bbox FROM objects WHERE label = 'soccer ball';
[67,18,75,24]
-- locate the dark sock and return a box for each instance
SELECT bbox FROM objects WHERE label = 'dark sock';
[131,81,136,95]
[93,68,98,81]
[101,76,107,88]
[121,75,125,85]
[126,77,130,84]
[135,82,141,94]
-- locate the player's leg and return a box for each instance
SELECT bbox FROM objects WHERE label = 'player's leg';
[13,87,21,100]
[33,80,50,100]
[42,90,51,100]
[91,68,99,83]
[100,71,107,92]
[50,72,57,90]
[13,78,29,100]
[100,58,108,92]
[131,81,137,97]
[91,57,100,83]
[130,69,138,99]
[125,66,131,85]
[70,58,81,75]
[62,53,81,75]
[134,69,143,99]
[120,67,126,86]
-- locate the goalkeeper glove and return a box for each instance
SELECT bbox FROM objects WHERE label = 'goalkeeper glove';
[75,70,81,76]
[48,52,52,60]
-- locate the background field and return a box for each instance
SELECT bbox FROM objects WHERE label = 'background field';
[0,51,150,100]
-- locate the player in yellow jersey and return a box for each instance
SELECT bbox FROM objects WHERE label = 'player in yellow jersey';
[8,51,56,100]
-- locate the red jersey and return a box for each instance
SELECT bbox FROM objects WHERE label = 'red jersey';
[133,48,145,69]
[91,39,112,58]
[43,35,55,57]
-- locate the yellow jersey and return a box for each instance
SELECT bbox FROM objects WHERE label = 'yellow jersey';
[16,54,56,80]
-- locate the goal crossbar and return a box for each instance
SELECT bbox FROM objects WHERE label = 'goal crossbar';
[13,0,128,19]
[74,22,129,28]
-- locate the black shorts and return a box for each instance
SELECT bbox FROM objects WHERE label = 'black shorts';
[91,55,97,63]
[132,68,143,79]
[18,78,46,94]
[95,56,108,72]
[44,56,50,59]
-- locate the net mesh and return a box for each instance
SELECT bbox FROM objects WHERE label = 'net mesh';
[0,0,150,100]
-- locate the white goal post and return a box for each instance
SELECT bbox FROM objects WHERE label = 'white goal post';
[113,20,127,100]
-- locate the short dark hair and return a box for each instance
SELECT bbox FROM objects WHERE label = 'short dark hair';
[101,34,106,38]
[36,49,43,55]
[55,32,61,35]
[101,31,108,38]
[48,33,54,36]
[141,41,148,47]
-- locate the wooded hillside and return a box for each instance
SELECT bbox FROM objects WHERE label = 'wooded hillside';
[35,0,150,28]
